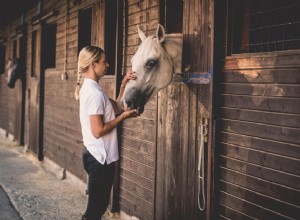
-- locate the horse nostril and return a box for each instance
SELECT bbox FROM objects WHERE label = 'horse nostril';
[126,100,134,109]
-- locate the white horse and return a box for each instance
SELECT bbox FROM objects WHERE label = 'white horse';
[121,24,183,113]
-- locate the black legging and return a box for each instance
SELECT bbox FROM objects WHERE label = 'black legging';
[82,147,115,220]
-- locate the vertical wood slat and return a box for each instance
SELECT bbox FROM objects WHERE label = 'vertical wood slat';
[118,1,158,219]
[156,0,213,219]
[91,0,104,48]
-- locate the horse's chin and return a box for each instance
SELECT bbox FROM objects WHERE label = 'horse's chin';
[121,100,145,114]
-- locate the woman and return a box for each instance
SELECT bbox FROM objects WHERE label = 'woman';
[75,46,139,220]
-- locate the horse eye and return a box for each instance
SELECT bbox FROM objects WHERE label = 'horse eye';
[145,60,157,68]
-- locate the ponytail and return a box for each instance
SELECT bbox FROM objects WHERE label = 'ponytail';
[74,71,82,100]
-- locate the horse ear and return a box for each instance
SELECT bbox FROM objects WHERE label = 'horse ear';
[137,25,146,42]
[156,24,165,43]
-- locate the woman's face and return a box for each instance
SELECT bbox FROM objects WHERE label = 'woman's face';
[94,53,109,78]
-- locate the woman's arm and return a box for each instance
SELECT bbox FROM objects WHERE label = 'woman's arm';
[90,109,138,139]
[116,70,136,111]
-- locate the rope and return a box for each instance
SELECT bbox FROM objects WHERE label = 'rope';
[198,119,206,211]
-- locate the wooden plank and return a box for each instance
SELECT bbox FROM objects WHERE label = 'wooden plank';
[222,69,300,84]
[120,188,153,213]
[91,0,105,48]
[121,147,154,167]
[120,155,154,180]
[176,84,190,219]
[121,136,154,156]
[186,84,198,218]
[219,156,300,190]
[218,204,257,220]
[120,197,152,220]
[222,83,300,98]
[222,94,300,114]
[220,132,300,159]
[220,142,300,176]
[120,176,153,203]
[220,107,300,128]
[120,168,153,190]
[219,191,292,220]
[224,51,300,70]
[127,0,157,15]
[219,167,300,206]
[122,118,155,132]
[127,6,158,26]
[220,119,300,145]
[122,128,154,143]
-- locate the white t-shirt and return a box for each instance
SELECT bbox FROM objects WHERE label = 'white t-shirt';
[79,78,119,164]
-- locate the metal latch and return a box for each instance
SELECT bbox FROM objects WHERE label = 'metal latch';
[180,64,211,84]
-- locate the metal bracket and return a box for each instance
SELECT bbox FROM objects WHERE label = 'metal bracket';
[181,72,211,84]
[199,118,209,143]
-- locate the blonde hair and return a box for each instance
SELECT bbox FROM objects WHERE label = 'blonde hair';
[74,46,104,100]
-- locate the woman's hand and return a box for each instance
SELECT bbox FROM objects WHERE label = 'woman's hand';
[121,70,136,88]
[116,70,137,113]
[122,109,139,119]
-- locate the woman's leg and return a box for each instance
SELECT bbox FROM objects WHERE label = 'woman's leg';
[83,149,115,220]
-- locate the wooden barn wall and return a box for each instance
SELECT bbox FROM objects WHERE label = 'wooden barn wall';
[118,1,159,219]
[0,0,216,219]
[0,19,21,139]
[0,0,92,180]
[156,0,214,219]
[214,52,300,220]
[213,1,300,219]
[41,0,91,180]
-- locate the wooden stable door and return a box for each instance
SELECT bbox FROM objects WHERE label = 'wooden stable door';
[155,0,214,219]
[29,26,42,157]
[29,23,55,160]
[13,32,26,145]
[213,1,300,219]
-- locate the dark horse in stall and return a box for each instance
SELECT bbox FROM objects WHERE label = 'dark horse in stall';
[6,58,21,88]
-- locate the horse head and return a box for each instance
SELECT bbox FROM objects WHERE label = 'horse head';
[121,24,183,114]
[6,58,20,88]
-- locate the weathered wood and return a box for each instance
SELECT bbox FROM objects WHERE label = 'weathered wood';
[92,0,104,48]
[222,94,300,114]
[120,177,153,203]
[220,132,300,159]
[220,107,300,128]
[218,204,255,220]
[120,197,152,220]
[219,156,300,190]
[214,2,300,218]
[220,119,300,145]
[120,188,153,213]
[224,51,300,70]
[222,83,300,97]
[219,167,300,207]
[222,69,300,84]
[120,168,154,190]
[219,191,292,220]
[120,147,154,168]
[121,136,155,156]
[120,155,154,179]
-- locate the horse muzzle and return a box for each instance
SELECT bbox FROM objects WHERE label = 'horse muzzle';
[121,88,146,114]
